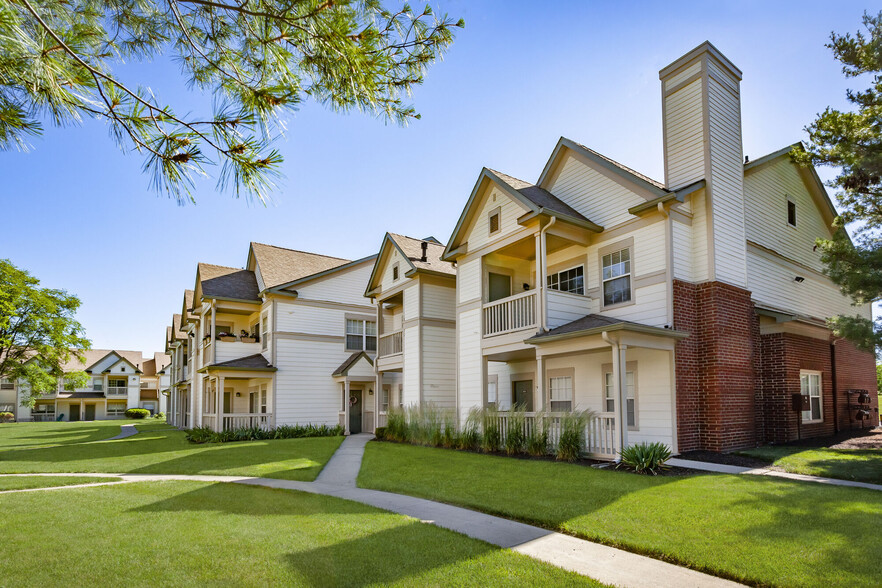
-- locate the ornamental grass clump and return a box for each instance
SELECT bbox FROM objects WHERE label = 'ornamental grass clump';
[185,423,342,444]
[525,411,549,456]
[619,442,672,475]
[458,407,482,451]
[504,404,528,455]
[556,410,593,462]
[441,411,458,448]
[481,405,501,453]
[385,407,408,443]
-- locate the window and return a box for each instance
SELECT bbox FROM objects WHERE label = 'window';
[92,378,103,392]
[392,263,399,281]
[0,378,14,390]
[106,403,126,416]
[261,312,269,351]
[800,371,822,423]
[602,248,631,306]
[381,386,390,413]
[549,375,573,412]
[345,319,377,352]
[398,384,404,408]
[604,368,637,429]
[488,207,501,235]
[547,265,584,295]
[787,199,797,227]
[33,404,54,414]
[487,375,498,407]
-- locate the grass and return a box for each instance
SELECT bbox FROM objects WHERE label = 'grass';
[0,475,122,491]
[358,441,882,587]
[0,421,343,481]
[0,480,602,587]
[739,445,882,484]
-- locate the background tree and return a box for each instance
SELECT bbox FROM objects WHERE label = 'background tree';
[0,259,90,406]
[797,11,882,353]
[0,0,463,203]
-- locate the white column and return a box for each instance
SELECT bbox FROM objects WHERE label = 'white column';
[615,344,629,452]
[210,301,217,365]
[80,400,85,421]
[536,354,545,411]
[481,356,489,407]
[344,380,351,435]
[216,374,224,432]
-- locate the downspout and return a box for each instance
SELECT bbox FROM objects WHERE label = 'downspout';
[830,340,839,434]
[658,202,674,326]
[601,330,626,461]
[539,216,557,332]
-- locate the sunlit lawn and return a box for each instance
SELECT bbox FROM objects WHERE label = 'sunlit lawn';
[739,445,882,484]
[0,420,343,481]
[0,475,122,491]
[358,441,882,587]
[0,480,601,587]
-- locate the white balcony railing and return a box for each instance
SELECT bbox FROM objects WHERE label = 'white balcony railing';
[106,386,128,396]
[492,411,617,460]
[378,331,403,357]
[222,413,271,431]
[482,290,536,337]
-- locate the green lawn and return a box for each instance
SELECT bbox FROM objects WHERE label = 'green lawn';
[739,445,882,484]
[0,480,601,587]
[358,441,882,587]
[0,421,342,480]
[0,475,122,491]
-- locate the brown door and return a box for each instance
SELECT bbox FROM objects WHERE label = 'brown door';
[70,405,80,421]
[512,380,533,411]
[84,404,96,421]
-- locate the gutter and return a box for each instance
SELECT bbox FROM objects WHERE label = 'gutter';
[539,217,556,332]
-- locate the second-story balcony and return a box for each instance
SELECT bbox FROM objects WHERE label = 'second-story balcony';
[214,339,263,364]
[483,290,537,337]
[106,386,128,396]
[378,330,403,358]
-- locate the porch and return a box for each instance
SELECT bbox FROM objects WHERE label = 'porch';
[333,352,378,435]
[198,365,275,432]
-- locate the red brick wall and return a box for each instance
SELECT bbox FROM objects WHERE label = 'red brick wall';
[673,280,757,452]
[833,338,879,431]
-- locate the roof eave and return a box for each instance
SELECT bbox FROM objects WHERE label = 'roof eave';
[526,322,689,345]
[628,179,706,215]
[266,254,377,296]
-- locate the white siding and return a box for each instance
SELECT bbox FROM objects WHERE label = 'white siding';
[379,247,407,292]
[466,187,530,252]
[663,77,705,189]
[598,282,668,326]
[274,338,348,425]
[457,309,482,422]
[688,190,710,282]
[663,61,701,90]
[421,325,456,408]
[403,284,419,321]
[295,263,374,307]
[275,300,347,336]
[402,326,420,405]
[458,259,481,304]
[547,154,645,228]
[671,219,694,282]
[547,290,592,329]
[422,282,455,320]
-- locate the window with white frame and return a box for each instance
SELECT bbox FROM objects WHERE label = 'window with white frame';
[800,371,822,423]
[261,312,269,351]
[260,385,267,413]
[33,403,54,414]
[787,198,797,227]
[487,375,498,407]
[601,248,631,306]
[547,265,585,295]
[92,377,103,392]
[549,373,573,412]
[345,319,377,352]
[398,384,403,408]
[604,368,637,429]
[381,386,390,413]
[106,403,126,416]
[0,378,13,390]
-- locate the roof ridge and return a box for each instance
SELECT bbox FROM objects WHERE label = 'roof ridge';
[198,262,249,272]
[251,241,351,263]
[389,233,446,247]
[563,138,666,190]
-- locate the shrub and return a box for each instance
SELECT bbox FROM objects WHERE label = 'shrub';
[125,408,150,419]
[374,426,386,440]
[504,404,527,455]
[185,423,343,444]
[153,412,166,420]
[481,405,501,453]
[619,442,672,475]
[0,411,14,423]
[385,407,408,443]
[556,410,593,462]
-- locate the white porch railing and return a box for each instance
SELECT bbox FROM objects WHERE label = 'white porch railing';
[222,413,271,431]
[202,414,215,430]
[493,411,618,460]
[377,413,388,429]
[364,411,374,432]
[378,331,403,357]
[482,291,536,337]
[106,387,127,396]
[32,412,56,422]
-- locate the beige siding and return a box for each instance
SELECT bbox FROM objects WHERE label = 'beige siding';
[403,284,419,321]
[273,338,345,426]
[744,157,833,272]
[458,259,481,304]
[457,309,482,422]
[295,263,374,307]
[379,247,407,292]
[747,248,870,321]
[402,326,420,405]
[706,66,747,287]
[275,300,346,337]
[547,154,645,228]
[421,325,456,408]
[467,187,529,252]
[663,60,701,91]
[689,190,710,281]
[598,282,668,326]
[547,290,592,330]
[422,282,455,320]
[671,219,694,282]
[664,77,705,189]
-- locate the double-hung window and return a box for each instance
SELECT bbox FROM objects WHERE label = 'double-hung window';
[548,372,573,412]
[800,371,822,423]
[487,375,498,407]
[547,265,585,295]
[0,378,13,390]
[604,369,637,429]
[345,319,377,352]
[381,386,390,413]
[601,248,631,306]
[261,312,269,351]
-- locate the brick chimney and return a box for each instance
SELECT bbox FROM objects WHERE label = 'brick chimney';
[660,41,747,288]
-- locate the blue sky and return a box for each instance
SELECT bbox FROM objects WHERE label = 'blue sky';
[0,1,873,354]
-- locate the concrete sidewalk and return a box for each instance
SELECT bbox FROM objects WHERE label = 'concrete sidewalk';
[106,424,139,441]
[668,457,882,492]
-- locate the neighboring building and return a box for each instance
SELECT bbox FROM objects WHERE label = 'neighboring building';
[8,349,169,422]
[364,233,457,428]
[166,243,379,434]
[441,41,878,458]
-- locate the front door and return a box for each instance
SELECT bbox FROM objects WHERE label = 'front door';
[70,404,80,422]
[512,380,533,411]
[488,272,511,302]
[349,389,363,434]
[84,404,96,421]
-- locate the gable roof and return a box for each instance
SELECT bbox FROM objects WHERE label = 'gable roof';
[443,167,602,261]
[142,353,171,377]
[366,233,455,295]
[182,289,195,321]
[249,242,353,291]
[525,314,688,344]
[172,314,186,341]
[61,349,146,374]
[197,353,276,373]
[538,137,670,196]
[196,263,260,302]
[332,351,374,377]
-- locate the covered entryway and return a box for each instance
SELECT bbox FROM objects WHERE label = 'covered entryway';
[196,353,277,432]
[333,352,377,434]
[349,389,363,433]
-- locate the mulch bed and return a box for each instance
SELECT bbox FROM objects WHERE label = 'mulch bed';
[678,450,769,469]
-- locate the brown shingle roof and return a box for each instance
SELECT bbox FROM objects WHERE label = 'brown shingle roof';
[183,289,195,320]
[201,353,276,371]
[565,139,667,191]
[198,263,260,301]
[250,242,352,290]
[388,233,456,276]
[488,169,591,222]
[142,353,171,377]
[62,349,145,373]
[172,314,186,341]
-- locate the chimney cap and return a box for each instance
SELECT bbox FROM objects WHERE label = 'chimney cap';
[658,40,742,82]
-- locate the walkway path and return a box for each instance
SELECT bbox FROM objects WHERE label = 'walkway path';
[105,424,139,441]
[668,457,882,492]
[0,435,740,588]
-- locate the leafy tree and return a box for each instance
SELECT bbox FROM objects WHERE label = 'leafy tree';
[0,0,463,203]
[797,11,882,353]
[0,259,90,406]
